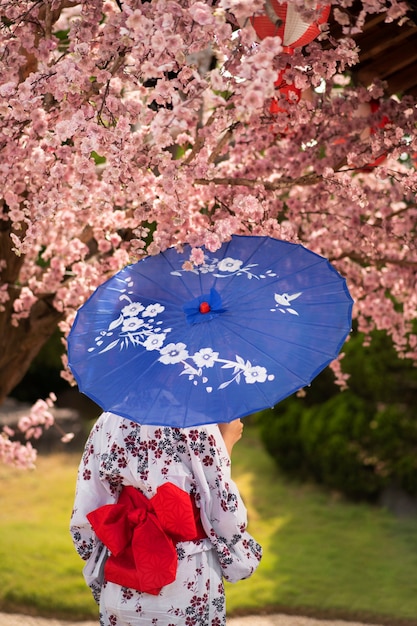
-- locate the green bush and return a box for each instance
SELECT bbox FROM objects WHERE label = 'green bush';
[259,329,417,502]
[370,404,417,496]
[260,393,383,500]
[260,402,308,478]
[300,393,384,500]
[260,392,417,501]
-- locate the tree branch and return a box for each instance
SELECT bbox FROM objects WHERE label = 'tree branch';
[208,124,238,164]
[333,251,417,269]
[184,111,216,165]
[194,173,322,189]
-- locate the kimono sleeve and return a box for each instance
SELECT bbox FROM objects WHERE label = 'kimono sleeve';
[187,426,262,583]
[69,416,116,603]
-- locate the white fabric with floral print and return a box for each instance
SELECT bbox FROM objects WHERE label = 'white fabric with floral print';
[70,412,262,626]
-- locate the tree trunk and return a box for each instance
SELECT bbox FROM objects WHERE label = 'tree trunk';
[0,220,64,405]
[0,297,63,405]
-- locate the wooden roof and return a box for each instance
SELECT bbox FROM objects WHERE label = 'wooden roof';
[329,3,417,98]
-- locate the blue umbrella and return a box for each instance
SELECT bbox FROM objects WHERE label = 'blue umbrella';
[67,235,353,427]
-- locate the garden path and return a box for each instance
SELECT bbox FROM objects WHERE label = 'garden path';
[0,613,383,626]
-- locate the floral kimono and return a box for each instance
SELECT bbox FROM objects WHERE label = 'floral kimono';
[70,412,262,626]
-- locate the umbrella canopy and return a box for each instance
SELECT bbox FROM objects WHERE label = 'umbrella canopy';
[67,235,353,427]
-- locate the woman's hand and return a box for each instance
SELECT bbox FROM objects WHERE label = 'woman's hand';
[218,419,244,456]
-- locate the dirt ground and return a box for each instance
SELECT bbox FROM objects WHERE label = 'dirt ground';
[0,613,384,626]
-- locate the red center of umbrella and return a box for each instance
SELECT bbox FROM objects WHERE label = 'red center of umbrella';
[199,301,211,314]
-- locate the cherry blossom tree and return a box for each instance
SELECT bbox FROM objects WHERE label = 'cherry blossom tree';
[1,0,416,466]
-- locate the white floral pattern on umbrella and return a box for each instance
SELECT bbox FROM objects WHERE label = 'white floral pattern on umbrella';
[68,235,353,427]
[85,252,305,394]
[88,286,277,394]
[171,254,277,280]
[271,291,302,315]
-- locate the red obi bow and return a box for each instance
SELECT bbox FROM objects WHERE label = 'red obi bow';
[87,483,206,595]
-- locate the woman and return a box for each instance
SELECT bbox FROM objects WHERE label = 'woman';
[70,414,262,626]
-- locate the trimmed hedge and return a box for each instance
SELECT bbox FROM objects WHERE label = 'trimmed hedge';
[259,330,417,501]
[260,394,417,500]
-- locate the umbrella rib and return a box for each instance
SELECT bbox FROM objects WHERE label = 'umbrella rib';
[203,317,277,419]
[178,369,197,428]
[223,316,346,359]
[132,252,196,301]
[68,235,353,426]
[236,276,351,303]
[217,247,346,304]
[218,317,340,383]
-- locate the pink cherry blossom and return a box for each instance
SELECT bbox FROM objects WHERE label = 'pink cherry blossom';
[1,1,417,467]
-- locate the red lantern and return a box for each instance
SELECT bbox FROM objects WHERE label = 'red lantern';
[248,3,330,117]
[269,68,301,114]
[250,2,331,53]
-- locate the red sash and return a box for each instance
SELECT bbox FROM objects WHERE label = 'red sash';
[87,483,206,595]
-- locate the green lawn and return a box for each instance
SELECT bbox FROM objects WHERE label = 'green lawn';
[1,427,417,623]
[226,429,417,624]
